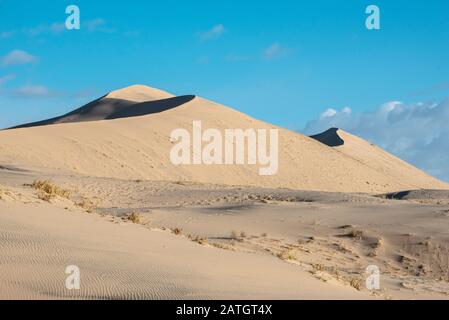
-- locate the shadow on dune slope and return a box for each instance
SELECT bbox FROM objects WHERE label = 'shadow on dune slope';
[310,128,345,147]
[8,95,196,130]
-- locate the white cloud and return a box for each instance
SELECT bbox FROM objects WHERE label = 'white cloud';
[197,24,226,41]
[83,18,107,32]
[0,74,16,85]
[1,50,37,66]
[0,31,15,38]
[23,22,66,37]
[303,98,449,182]
[11,85,56,98]
[263,42,288,60]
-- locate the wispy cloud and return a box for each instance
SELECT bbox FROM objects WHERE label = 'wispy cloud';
[197,24,226,41]
[1,50,37,66]
[0,31,15,38]
[303,98,449,182]
[225,54,248,62]
[23,22,66,37]
[0,74,16,85]
[11,85,57,98]
[83,18,114,33]
[263,42,288,60]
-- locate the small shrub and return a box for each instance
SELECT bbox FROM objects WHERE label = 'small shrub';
[76,198,97,213]
[277,250,296,261]
[312,263,325,272]
[348,229,364,240]
[127,212,143,224]
[32,180,70,201]
[172,227,183,235]
[350,277,363,291]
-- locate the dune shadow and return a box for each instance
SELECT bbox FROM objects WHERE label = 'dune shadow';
[310,127,345,147]
[6,95,195,130]
[106,95,195,120]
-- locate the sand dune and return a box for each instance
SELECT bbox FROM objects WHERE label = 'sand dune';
[312,128,446,192]
[0,196,370,299]
[1,85,447,193]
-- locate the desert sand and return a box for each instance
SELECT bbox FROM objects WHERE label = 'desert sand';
[1,85,449,300]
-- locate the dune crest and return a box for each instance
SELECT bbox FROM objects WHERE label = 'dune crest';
[105,84,175,102]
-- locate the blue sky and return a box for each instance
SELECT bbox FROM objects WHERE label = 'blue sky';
[1,0,449,179]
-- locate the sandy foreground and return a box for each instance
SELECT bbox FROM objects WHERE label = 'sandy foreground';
[1,167,449,300]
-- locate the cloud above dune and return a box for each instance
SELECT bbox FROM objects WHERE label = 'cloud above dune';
[0,74,16,85]
[197,24,226,41]
[1,50,37,66]
[303,98,449,182]
[263,42,288,60]
[11,85,57,98]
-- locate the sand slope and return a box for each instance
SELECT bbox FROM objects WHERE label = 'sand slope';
[0,199,370,299]
[1,85,447,193]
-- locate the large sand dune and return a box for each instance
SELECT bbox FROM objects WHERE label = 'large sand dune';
[1,85,447,193]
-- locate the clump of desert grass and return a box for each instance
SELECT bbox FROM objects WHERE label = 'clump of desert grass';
[347,229,364,240]
[230,230,247,241]
[126,212,144,224]
[312,263,326,272]
[349,277,364,291]
[0,186,6,200]
[211,242,234,251]
[277,249,296,261]
[76,198,98,213]
[188,234,208,245]
[31,180,70,202]
[171,227,183,235]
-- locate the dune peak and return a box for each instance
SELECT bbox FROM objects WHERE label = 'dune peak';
[105,84,175,102]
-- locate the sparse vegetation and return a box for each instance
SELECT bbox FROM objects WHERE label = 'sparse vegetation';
[31,180,70,201]
[0,186,5,200]
[348,229,364,240]
[127,212,143,224]
[230,230,247,241]
[76,198,97,213]
[277,249,296,261]
[172,227,182,235]
[349,277,364,291]
[188,235,208,245]
[211,242,234,250]
[312,263,326,272]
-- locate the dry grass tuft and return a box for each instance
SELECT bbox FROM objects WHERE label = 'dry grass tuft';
[348,229,364,240]
[312,263,326,272]
[188,234,208,245]
[32,180,70,201]
[349,277,364,291]
[172,227,183,235]
[127,212,144,224]
[277,249,296,261]
[76,198,97,213]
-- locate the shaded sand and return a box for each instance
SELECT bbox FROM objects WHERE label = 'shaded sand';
[0,188,369,300]
[1,85,447,193]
